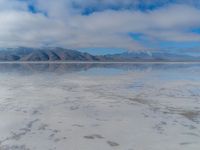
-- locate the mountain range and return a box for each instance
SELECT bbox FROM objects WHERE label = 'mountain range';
[0,47,199,62]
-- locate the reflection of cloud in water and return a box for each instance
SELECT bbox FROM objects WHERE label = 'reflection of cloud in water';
[0,63,199,150]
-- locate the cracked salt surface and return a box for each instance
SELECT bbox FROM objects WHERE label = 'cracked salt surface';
[0,63,199,150]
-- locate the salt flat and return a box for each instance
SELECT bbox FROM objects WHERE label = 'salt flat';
[0,63,199,150]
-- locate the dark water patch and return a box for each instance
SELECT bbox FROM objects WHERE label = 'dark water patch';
[182,132,200,137]
[70,106,79,110]
[0,144,30,150]
[180,142,192,145]
[72,124,84,127]
[38,124,48,130]
[180,111,200,123]
[54,138,61,142]
[84,134,104,139]
[27,119,40,128]
[107,141,119,147]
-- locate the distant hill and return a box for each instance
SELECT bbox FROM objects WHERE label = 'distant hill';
[0,47,102,61]
[0,47,199,62]
[104,51,200,62]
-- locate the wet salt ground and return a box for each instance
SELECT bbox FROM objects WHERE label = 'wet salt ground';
[0,63,199,150]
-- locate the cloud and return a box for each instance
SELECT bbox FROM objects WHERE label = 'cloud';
[0,0,200,52]
[0,0,28,11]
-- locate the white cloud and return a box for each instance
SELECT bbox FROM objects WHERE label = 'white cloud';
[0,0,200,51]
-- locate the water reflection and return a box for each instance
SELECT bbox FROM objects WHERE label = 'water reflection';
[0,62,199,75]
[0,62,200,150]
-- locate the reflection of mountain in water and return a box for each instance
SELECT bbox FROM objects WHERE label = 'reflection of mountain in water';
[0,63,200,75]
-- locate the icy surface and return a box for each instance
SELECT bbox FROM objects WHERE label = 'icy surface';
[0,63,200,150]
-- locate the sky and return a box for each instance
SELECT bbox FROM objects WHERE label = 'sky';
[1,0,200,55]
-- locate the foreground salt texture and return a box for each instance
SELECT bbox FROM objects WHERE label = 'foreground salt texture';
[0,63,199,150]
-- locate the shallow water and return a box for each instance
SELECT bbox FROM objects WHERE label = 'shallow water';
[0,63,200,150]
